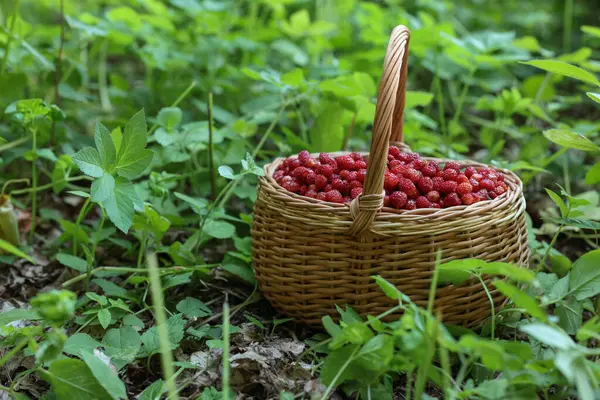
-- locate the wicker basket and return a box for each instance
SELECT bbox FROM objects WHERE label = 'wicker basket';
[251,25,529,328]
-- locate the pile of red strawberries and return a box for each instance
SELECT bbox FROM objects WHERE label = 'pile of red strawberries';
[273,147,508,209]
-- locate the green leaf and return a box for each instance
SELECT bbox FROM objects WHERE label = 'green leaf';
[176,297,212,318]
[493,280,547,321]
[521,60,600,86]
[101,178,140,234]
[0,308,41,326]
[91,173,115,203]
[138,380,165,400]
[585,162,600,184]
[542,129,600,152]
[372,275,410,302]
[72,147,104,178]
[582,25,600,38]
[310,102,344,152]
[555,296,582,335]
[93,279,129,298]
[218,165,236,180]
[111,128,123,153]
[115,149,154,180]
[545,189,568,217]
[222,263,256,285]
[42,358,111,400]
[97,308,112,329]
[319,344,361,386]
[548,218,600,230]
[141,314,185,356]
[115,110,153,179]
[405,91,434,109]
[63,333,102,359]
[157,107,182,131]
[587,92,600,105]
[86,292,107,305]
[569,249,600,300]
[519,323,574,350]
[102,326,142,370]
[202,219,235,239]
[94,122,117,169]
[174,192,208,214]
[81,351,127,399]
[0,237,34,263]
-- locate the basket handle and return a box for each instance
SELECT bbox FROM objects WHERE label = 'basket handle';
[348,25,410,237]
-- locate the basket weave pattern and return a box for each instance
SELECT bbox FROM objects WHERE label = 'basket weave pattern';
[251,26,529,327]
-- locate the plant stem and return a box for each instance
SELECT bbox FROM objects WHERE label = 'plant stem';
[50,0,65,146]
[477,274,496,340]
[98,39,112,112]
[538,225,565,272]
[0,337,28,369]
[207,92,216,199]
[0,136,30,153]
[137,233,147,268]
[148,81,197,135]
[147,253,179,400]
[434,75,448,152]
[427,251,441,314]
[413,318,437,400]
[222,297,230,400]
[451,67,477,126]
[563,0,573,53]
[73,197,91,255]
[405,368,414,400]
[342,111,358,151]
[0,0,20,75]
[320,346,360,400]
[29,129,37,242]
[11,175,91,196]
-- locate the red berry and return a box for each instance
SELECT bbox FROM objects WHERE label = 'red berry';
[497,181,508,191]
[422,164,437,177]
[384,195,391,207]
[332,179,349,194]
[319,153,336,166]
[316,192,327,201]
[299,185,308,195]
[431,202,441,209]
[432,177,445,191]
[350,152,363,161]
[343,196,352,203]
[318,164,335,177]
[357,169,367,183]
[496,173,505,182]
[273,170,284,181]
[495,186,506,196]
[464,167,477,177]
[306,188,318,198]
[355,160,367,169]
[405,168,421,183]
[416,196,431,208]
[476,189,489,200]
[445,161,461,171]
[341,170,358,182]
[384,171,400,190]
[480,178,496,191]
[315,174,328,190]
[325,190,343,203]
[390,191,408,208]
[390,164,408,176]
[456,182,473,195]
[469,178,480,191]
[304,158,319,169]
[486,172,498,181]
[336,155,355,171]
[282,179,301,193]
[287,158,302,170]
[406,153,420,162]
[389,160,404,170]
[442,169,458,181]
[388,155,395,162]
[443,193,462,207]
[351,187,363,199]
[398,153,411,163]
[461,193,475,205]
[489,191,498,199]
[429,161,440,172]
[405,199,417,210]
[350,180,362,189]
[426,191,440,202]
[417,177,434,193]
[471,173,484,181]
[414,159,427,170]
[323,184,332,192]
[439,180,457,194]
[298,150,310,163]
[398,178,418,197]
[456,174,469,184]
[389,146,402,159]
[292,167,311,183]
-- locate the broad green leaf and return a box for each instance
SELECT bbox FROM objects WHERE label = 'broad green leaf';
[93,279,130,298]
[176,297,212,318]
[519,323,574,350]
[521,60,600,87]
[94,122,117,169]
[582,25,600,38]
[115,110,153,179]
[0,238,34,263]
[355,334,393,371]
[91,173,115,203]
[81,351,127,399]
[545,189,568,217]
[555,296,582,335]
[123,314,145,329]
[569,249,600,300]
[310,102,344,152]
[548,218,600,230]
[115,149,153,179]
[438,259,534,284]
[141,314,185,356]
[72,147,104,178]
[138,380,165,400]
[218,165,236,180]
[458,335,505,370]
[174,192,208,214]
[0,308,41,326]
[319,344,361,386]
[63,333,102,359]
[585,162,600,184]
[202,219,235,239]
[42,358,111,400]
[97,309,112,329]
[157,107,182,131]
[111,128,123,153]
[372,275,410,302]
[543,129,600,152]
[405,91,434,109]
[493,280,546,321]
[102,326,141,370]
[221,264,256,285]
[587,92,600,105]
[101,178,140,233]
[577,317,600,341]
[86,292,107,305]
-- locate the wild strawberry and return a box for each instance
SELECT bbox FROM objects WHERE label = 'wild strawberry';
[315,174,328,190]
[351,187,363,199]
[390,164,408,176]
[414,159,428,170]
[486,172,498,181]
[304,158,319,169]
[384,171,400,190]
[384,195,391,207]
[298,150,310,163]
[273,170,284,181]
[416,196,431,208]
[389,160,404,170]
[431,202,441,209]
[461,193,475,205]
[432,177,445,191]
[443,193,462,207]
[332,179,349,194]
[469,178,480,191]
[417,177,434,193]
[464,166,477,178]
[438,180,457,194]
[429,161,440,172]
[442,169,458,181]
[489,191,498,199]
[318,164,335,177]
[324,184,332,192]
[286,158,302,170]
[496,173,505,182]
[336,155,356,171]
[407,153,420,162]
[319,153,336,166]
[479,178,496,191]
[445,161,461,171]
[341,170,358,182]
[456,174,469,184]
[325,189,343,203]
[350,152,363,161]
[398,178,418,197]
[422,164,437,177]
[388,155,395,162]
[292,167,310,182]
[343,196,352,203]
[426,191,440,203]
[316,192,327,201]
[456,182,473,195]
[405,168,421,183]
[471,173,484,181]
[299,185,308,195]
[350,180,362,189]
[357,169,367,183]
[282,179,301,193]
[390,191,408,208]
[355,160,367,170]
[495,185,506,196]
[497,181,508,191]
[388,146,402,159]
[305,170,316,184]
[405,199,417,210]
[331,173,340,181]
[305,188,318,198]
[475,189,489,200]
